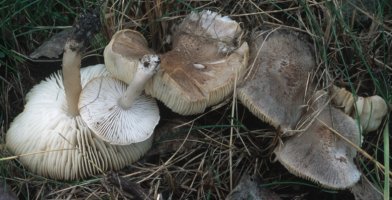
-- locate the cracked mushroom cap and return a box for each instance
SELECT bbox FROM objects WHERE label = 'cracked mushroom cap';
[79,54,160,145]
[104,29,154,84]
[274,91,361,189]
[237,28,315,132]
[144,10,249,115]
[6,65,153,180]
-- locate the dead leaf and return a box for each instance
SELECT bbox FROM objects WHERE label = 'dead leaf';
[29,28,73,59]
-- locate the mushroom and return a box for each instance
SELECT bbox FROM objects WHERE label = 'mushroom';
[331,85,388,132]
[144,10,249,115]
[237,28,315,133]
[104,29,154,84]
[274,90,361,189]
[5,13,152,180]
[78,54,160,145]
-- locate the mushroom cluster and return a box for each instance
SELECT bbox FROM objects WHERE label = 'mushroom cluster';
[6,10,388,194]
[6,13,153,180]
[237,27,364,190]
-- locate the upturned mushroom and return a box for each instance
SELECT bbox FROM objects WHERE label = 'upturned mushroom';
[237,28,315,133]
[274,91,361,189]
[330,85,388,133]
[5,13,152,180]
[144,10,249,115]
[79,54,160,145]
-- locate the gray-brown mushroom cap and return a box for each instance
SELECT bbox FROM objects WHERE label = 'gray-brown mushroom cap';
[237,28,315,132]
[274,91,361,189]
[145,10,249,115]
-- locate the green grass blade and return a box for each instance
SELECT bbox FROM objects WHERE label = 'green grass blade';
[384,115,390,200]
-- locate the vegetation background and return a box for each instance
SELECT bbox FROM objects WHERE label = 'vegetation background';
[0,0,391,199]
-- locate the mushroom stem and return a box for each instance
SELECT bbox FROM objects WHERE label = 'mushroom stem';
[63,40,82,116]
[118,56,158,109]
[118,72,149,109]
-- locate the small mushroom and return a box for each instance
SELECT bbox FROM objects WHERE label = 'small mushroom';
[274,91,361,189]
[237,28,315,133]
[144,10,249,115]
[104,29,154,84]
[331,85,388,132]
[6,13,152,180]
[79,54,160,145]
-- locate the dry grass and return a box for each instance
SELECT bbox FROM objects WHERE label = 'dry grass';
[1,0,391,199]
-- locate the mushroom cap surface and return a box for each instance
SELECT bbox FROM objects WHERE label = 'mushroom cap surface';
[78,76,160,145]
[145,10,249,115]
[104,29,154,84]
[274,91,361,189]
[6,64,152,180]
[237,28,315,131]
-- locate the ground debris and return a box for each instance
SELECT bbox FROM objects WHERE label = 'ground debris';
[226,173,281,200]
[105,172,153,200]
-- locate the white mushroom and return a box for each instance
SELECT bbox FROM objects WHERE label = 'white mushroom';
[331,85,388,133]
[5,14,152,180]
[79,54,160,145]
